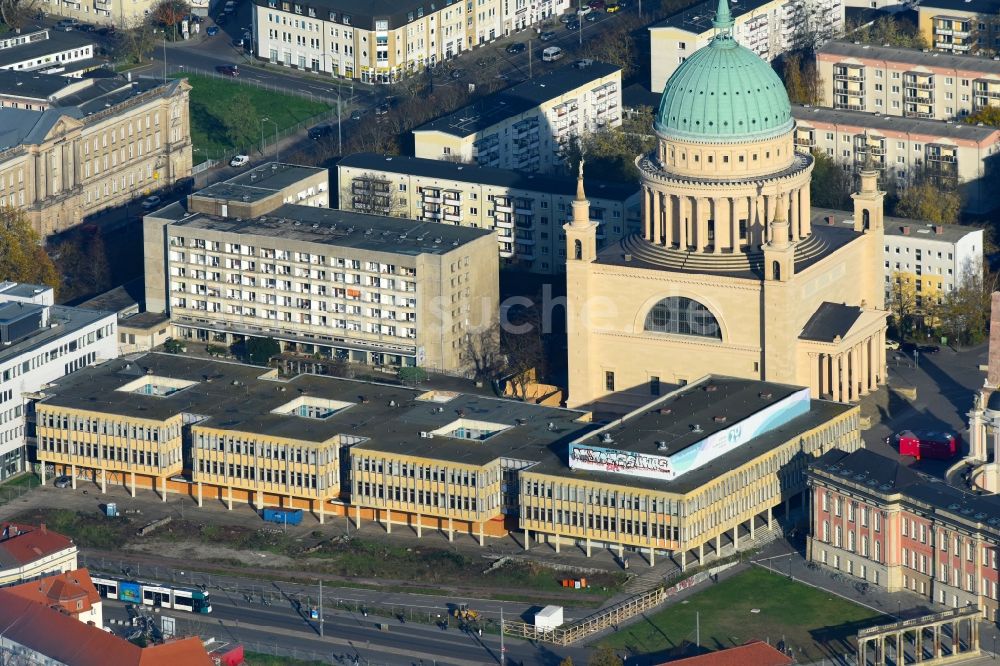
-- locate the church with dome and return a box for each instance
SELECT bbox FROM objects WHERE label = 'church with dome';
[565,0,889,410]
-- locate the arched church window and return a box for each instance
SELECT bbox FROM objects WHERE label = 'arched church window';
[862,209,870,230]
[574,239,582,260]
[644,297,722,339]
[772,261,781,281]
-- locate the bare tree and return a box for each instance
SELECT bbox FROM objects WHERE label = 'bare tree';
[0,0,40,31]
[114,16,157,65]
[500,303,547,401]
[343,171,408,217]
[462,323,503,384]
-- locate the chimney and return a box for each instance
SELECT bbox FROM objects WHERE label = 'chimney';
[901,226,910,235]
[825,216,834,225]
[935,225,944,235]
[40,523,46,534]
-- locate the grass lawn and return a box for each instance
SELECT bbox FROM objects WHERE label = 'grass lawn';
[601,567,891,663]
[244,652,328,666]
[176,73,331,163]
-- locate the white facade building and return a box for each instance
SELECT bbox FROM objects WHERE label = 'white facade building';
[649,0,843,91]
[0,282,117,480]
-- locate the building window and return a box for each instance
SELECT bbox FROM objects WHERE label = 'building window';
[605,371,615,392]
[649,376,660,396]
[644,297,722,339]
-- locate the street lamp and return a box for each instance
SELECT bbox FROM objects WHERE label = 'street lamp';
[260,117,279,163]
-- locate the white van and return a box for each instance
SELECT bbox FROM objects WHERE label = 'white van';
[542,46,563,62]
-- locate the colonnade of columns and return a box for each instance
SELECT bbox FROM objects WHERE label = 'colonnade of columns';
[811,330,885,403]
[642,186,811,253]
[857,614,980,666]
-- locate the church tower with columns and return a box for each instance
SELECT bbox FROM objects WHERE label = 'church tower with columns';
[565,0,889,410]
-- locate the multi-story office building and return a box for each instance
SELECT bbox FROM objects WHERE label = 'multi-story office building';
[0,282,117,481]
[143,163,499,373]
[649,0,843,92]
[251,0,570,84]
[0,27,96,76]
[412,61,622,174]
[808,209,984,312]
[808,447,1000,621]
[336,153,640,274]
[917,0,1000,56]
[793,105,1000,214]
[0,75,192,235]
[35,354,861,566]
[817,40,1000,120]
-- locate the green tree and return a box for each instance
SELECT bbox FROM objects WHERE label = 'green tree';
[964,105,1000,127]
[781,51,821,104]
[809,150,854,209]
[221,91,259,154]
[246,337,281,365]
[559,658,575,666]
[0,206,60,293]
[887,270,918,339]
[397,366,428,385]
[893,179,961,225]
[934,258,996,346]
[564,106,656,183]
[582,25,638,78]
[847,16,927,49]
[588,645,622,666]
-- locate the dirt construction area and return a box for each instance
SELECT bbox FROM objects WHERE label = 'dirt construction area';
[0,477,630,601]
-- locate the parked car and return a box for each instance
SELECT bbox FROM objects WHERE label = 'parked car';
[308,124,332,139]
[140,195,162,210]
[216,64,239,77]
[917,344,940,354]
[55,19,78,31]
[506,42,525,54]
[589,0,605,8]
[566,20,580,30]
[54,475,72,488]
[206,25,220,36]
[577,5,592,15]
[885,339,900,350]
[230,154,250,167]
[585,11,599,21]
[350,109,363,121]
[606,1,622,11]
[559,13,574,22]
[375,102,390,116]
[540,30,557,41]
[76,23,96,32]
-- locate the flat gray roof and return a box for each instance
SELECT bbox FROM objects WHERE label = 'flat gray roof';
[169,203,492,256]
[793,104,1000,142]
[413,62,620,138]
[0,305,113,367]
[530,377,854,495]
[39,354,593,462]
[337,153,638,202]
[810,207,983,243]
[0,30,93,68]
[223,162,326,191]
[819,39,1000,76]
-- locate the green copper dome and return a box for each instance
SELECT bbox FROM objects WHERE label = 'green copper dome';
[653,0,793,143]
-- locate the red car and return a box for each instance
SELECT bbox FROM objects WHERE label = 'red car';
[892,430,959,461]
[216,65,239,77]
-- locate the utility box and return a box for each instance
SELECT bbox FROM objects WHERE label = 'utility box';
[534,605,564,630]
[105,503,118,518]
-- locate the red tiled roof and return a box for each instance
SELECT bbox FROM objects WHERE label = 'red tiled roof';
[0,589,213,666]
[5,568,101,615]
[657,641,795,666]
[0,523,74,568]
